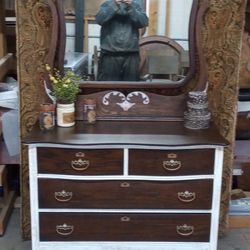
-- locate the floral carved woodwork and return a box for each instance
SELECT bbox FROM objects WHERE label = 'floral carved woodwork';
[202,0,247,235]
[17,0,246,239]
[17,0,60,239]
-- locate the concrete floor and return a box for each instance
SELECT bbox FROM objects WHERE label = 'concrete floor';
[0,209,250,250]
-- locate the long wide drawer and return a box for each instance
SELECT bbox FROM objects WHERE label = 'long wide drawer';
[37,148,123,175]
[39,213,211,242]
[129,149,215,176]
[38,179,213,209]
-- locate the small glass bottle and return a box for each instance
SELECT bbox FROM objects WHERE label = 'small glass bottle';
[83,98,96,124]
[39,103,55,131]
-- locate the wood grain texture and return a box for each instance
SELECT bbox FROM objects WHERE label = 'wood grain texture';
[23,121,228,146]
[129,148,215,175]
[148,0,158,36]
[38,179,213,209]
[202,0,247,235]
[16,0,246,239]
[16,0,59,239]
[37,148,123,175]
[39,213,211,242]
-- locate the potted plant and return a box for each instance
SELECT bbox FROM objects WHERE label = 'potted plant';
[45,64,81,127]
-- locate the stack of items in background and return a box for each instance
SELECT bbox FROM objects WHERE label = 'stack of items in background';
[0,77,19,157]
[184,90,211,129]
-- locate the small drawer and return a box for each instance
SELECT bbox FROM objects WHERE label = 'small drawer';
[38,179,213,209]
[129,149,215,175]
[39,213,211,242]
[37,148,123,175]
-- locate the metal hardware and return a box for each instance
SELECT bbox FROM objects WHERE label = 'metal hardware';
[167,153,177,159]
[176,224,194,236]
[163,159,182,171]
[178,191,196,203]
[120,182,130,188]
[75,152,85,158]
[56,223,74,236]
[71,159,90,171]
[120,216,131,222]
[54,190,73,202]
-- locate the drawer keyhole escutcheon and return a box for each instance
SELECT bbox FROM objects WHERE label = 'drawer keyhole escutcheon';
[177,191,196,203]
[120,216,131,222]
[163,159,182,171]
[71,158,90,171]
[54,190,73,202]
[176,224,194,236]
[56,223,74,236]
[120,182,131,188]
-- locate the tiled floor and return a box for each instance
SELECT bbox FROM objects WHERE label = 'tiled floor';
[0,209,250,250]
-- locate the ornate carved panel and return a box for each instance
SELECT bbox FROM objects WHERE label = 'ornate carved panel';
[202,0,247,235]
[16,0,60,239]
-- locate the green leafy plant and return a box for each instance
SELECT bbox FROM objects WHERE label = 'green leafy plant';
[46,64,81,104]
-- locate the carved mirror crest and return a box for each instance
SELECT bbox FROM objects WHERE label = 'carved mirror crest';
[38,0,209,120]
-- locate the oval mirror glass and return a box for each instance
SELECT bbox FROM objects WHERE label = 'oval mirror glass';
[63,0,194,83]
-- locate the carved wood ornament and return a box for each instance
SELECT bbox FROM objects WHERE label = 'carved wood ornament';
[16,0,246,239]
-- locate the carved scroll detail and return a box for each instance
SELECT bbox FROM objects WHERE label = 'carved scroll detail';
[102,91,150,111]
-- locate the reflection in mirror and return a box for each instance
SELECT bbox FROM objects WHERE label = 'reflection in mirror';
[96,0,149,81]
[63,0,193,82]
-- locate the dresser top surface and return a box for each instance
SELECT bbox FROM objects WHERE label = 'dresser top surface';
[23,121,228,147]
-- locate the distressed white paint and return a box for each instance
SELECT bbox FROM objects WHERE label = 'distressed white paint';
[238,101,250,112]
[28,142,224,250]
[209,147,224,250]
[34,241,210,250]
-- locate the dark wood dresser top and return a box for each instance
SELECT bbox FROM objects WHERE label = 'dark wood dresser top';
[23,121,228,147]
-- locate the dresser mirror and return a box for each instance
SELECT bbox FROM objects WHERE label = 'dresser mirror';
[64,0,192,82]
[55,0,209,96]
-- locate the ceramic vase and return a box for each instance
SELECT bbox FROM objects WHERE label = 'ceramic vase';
[56,103,75,127]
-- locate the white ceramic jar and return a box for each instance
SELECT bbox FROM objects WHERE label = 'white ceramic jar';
[56,103,75,127]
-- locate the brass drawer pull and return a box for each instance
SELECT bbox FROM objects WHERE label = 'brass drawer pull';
[71,159,90,171]
[56,223,74,236]
[120,182,130,188]
[163,159,182,171]
[178,191,196,203]
[120,216,130,222]
[54,190,73,202]
[75,152,85,158]
[176,224,194,236]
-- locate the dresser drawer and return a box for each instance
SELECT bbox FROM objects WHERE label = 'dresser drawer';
[38,179,213,209]
[37,148,123,175]
[39,213,211,242]
[129,149,215,175]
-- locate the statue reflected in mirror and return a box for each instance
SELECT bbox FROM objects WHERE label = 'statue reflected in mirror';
[96,0,148,81]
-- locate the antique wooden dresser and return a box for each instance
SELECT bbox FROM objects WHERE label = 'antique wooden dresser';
[24,120,227,250]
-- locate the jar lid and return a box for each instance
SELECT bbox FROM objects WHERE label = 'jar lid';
[84,98,96,105]
[40,103,55,112]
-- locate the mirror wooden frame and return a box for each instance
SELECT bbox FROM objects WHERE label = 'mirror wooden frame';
[30,0,210,121]
[52,0,209,96]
